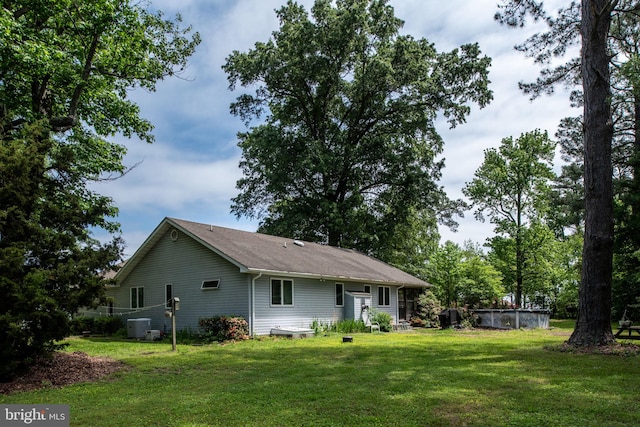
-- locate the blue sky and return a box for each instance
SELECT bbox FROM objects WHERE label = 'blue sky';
[92,0,574,259]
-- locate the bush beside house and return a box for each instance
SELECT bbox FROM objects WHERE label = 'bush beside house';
[198,316,249,342]
[71,317,123,336]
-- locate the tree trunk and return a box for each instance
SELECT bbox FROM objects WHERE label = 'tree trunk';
[327,228,341,247]
[568,0,615,346]
[633,92,640,216]
[515,193,523,308]
[515,233,523,308]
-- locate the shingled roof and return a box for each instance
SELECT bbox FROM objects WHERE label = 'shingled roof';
[116,217,428,288]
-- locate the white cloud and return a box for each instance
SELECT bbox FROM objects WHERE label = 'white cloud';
[93,139,242,210]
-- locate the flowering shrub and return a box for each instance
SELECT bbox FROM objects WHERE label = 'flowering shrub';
[198,316,249,342]
[415,289,443,328]
[410,317,426,327]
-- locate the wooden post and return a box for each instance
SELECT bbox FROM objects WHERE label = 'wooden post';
[171,297,177,351]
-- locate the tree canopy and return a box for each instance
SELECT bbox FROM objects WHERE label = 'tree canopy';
[223,0,492,258]
[0,0,200,379]
[428,240,503,309]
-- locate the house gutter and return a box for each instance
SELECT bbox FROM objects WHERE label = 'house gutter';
[242,267,424,287]
[250,272,263,336]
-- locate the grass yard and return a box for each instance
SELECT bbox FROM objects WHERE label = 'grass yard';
[2,320,639,426]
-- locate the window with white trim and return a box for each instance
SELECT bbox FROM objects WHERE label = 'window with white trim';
[378,286,390,306]
[131,286,144,309]
[165,284,173,308]
[335,283,344,306]
[364,285,371,294]
[271,278,294,306]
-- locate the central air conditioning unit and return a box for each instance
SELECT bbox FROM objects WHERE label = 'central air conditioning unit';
[145,330,162,341]
[127,318,151,338]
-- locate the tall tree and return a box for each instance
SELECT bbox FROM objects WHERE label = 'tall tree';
[428,240,503,308]
[495,0,626,345]
[486,220,560,308]
[520,221,564,307]
[534,12,640,321]
[458,243,503,309]
[611,17,640,322]
[487,236,516,305]
[575,0,615,345]
[428,241,465,307]
[549,117,585,236]
[0,0,200,379]
[372,208,440,280]
[546,233,583,318]
[463,130,556,307]
[223,0,492,256]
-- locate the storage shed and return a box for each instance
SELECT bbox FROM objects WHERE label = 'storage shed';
[344,291,372,322]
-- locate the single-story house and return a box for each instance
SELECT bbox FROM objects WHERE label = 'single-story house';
[87,217,429,336]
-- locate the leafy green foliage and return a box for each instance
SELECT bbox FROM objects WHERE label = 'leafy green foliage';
[550,117,585,236]
[70,316,124,336]
[0,0,200,141]
[311,319,367,334]
[487,222,575,310]
[427,241,464,307]
[428,240,503,308]
[460,255,503,308]
[370,309,393,332]
[464,130,555,232]
[198,316,250,342]
[372,208,440,280]
[0,1,200,380]
[0,121,123,380]
[612,54,640,320]
[224,0,491,257]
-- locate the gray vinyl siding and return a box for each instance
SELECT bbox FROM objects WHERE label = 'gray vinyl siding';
[373,284,397,320]
[252,276,339,335]
[87,227,401,336]
[252,279,399,335]
[106,228,249,332]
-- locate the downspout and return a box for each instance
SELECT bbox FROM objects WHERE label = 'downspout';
[251,272,263,336]
[396,284,405,324]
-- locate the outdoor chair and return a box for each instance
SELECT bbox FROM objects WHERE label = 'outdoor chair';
[362,308,380,332]
[367,319,380,333]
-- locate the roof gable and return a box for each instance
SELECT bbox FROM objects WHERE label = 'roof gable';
[117,217,428,287]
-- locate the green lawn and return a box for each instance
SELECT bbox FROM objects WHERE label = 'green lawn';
[2,321,639,426]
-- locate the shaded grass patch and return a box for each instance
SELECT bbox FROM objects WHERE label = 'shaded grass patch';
[1,327,639,426]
